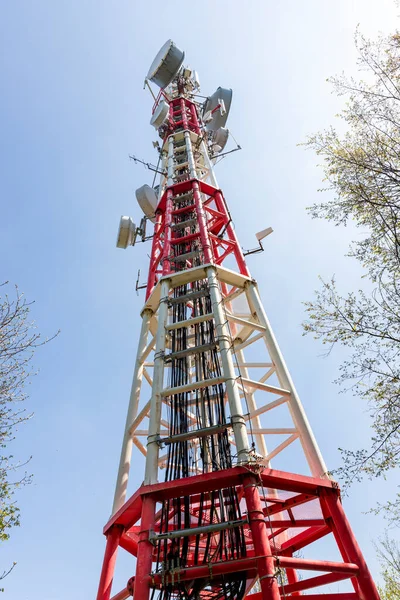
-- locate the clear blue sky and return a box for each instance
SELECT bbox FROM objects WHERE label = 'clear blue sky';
[1,1,398,598]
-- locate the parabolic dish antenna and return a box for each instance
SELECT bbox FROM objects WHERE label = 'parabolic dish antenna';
[203,87,233,131]
[116,216,136,249]
[212,127,229,153]
[150,100,169,129]
[136,184,158,223]
[147,39,185,89]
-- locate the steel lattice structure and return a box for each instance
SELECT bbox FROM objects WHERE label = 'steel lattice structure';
[96,40,380,600]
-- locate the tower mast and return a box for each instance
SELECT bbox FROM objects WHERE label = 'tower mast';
[96,40,380,600]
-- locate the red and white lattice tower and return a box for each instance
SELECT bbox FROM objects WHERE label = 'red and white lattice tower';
[96,40,380,600]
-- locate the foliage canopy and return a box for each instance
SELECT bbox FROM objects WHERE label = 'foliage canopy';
[303,31,400,521]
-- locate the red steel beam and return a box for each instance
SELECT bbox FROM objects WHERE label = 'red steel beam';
[148,557,258,585]
[110,589,130,600]
[133,496,156,600]
[265,519,326,528]
[96,525,124,600]
[321,489,380,600]
[264,492,315,517]
[280,524,331,554]
[119,533,138,556]
[104,467,337,533]
[277,556,358,574]
[281,571,357,594]
[243,473,281,599]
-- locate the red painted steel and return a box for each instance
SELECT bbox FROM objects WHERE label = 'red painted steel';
[321,490,380,600]
[285,560,301,597]
[133,496,156,600]
[144,93,249,300]
[110,589,130,600]
[242,474,281,600]
[96,526,123,600]
[98,465,380,599]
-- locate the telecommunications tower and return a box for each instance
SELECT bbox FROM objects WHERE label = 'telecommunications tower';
[96,40,380,600]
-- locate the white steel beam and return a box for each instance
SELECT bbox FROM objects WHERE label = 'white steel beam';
[235,347,268,459]
[245,281,328,478]
[112,309,152,514]
[161,376,226,397]
[140,335,156,363]
[142,367,153,387]
[240,377,291,398]
[166,313,214,331]
[250,428,297,435]
[128,400,150,436]
[234,331,264,352]
[236,363,273,369]
[144,279,171,484]
[207,266,251,464]
[245,396,288,420]
[264,433,299,463]
[225,312,266,333]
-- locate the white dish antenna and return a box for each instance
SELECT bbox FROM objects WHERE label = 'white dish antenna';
[147,39,185,89]
[116,216,136,249]
[203,87,232,131]
[212,127,229,153]
[150,100,169,129]
[136,184,158,223]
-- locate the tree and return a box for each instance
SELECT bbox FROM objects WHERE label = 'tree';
[302,30,400,521]
[0,283,57,567]
[376,533,400,599]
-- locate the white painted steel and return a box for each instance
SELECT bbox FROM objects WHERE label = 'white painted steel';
[239,377,291,398]
[264,434,299,464]
[144,279,170,485]
[112,309,152,514]
[225,312,266,333]
[167,136,175,186]
[245,280,328,478]
[161,375,227,397]
[207,266,251,464]
[166,313,214,331]
[235,347,269,460]
[129,400,151,436]
[246,396,288,420]
[184,131,197,179]
[200,139,219,187]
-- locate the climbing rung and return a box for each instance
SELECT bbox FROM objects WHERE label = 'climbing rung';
[166,342,218,361]
[158,423,231,445]
[150,518,246,541]
[172,191,193,203]
[169,289,210,304]
[171,218,197,230]
[171,250,201,263]
[161,376,226,396]
[172,203,196,216]
[166,313,214,331]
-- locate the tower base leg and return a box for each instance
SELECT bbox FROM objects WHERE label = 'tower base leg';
[243,474,281,600]
[133,496,156,600]
[321,490,380,600]
[97,525,123,600]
